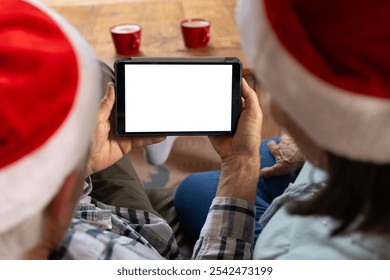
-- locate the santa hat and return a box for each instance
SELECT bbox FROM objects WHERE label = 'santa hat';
[236,0,390,163]
[0,0,101,234]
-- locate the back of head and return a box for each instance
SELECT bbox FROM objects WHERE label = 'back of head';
[0,0,101,258]
[236,0,390,234]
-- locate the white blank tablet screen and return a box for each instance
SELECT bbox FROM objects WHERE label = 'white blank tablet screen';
[124,64,232,132]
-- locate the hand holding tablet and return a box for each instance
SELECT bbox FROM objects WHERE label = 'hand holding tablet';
[115,57,242,136]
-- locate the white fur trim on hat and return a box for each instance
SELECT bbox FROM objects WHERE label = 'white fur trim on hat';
[0,0,102,234]
[236,0,390,163]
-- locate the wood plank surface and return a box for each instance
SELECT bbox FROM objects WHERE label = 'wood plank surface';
[48,0,248,70]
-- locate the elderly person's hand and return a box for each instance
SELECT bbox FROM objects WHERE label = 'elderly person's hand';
[209,78,263,201]
[86,83,165,176]
[260,135,305,178]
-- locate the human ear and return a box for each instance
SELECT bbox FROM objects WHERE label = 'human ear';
[48,171,80,226]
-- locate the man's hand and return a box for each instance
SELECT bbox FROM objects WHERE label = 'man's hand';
[209,78,263,201]
[209,79,262,161]
[260,135,305,178]
[86,83,165,176]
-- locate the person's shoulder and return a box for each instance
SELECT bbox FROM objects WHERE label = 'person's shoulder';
[51,218,164,260]
[254,208,390,259]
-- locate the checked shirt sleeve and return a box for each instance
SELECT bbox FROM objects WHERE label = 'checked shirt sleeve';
[192,197,256,260]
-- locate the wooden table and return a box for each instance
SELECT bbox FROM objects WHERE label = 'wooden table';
[48,0,250,73]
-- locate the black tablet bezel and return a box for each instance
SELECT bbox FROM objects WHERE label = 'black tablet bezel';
[115,57,242,136]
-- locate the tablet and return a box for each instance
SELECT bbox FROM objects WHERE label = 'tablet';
[115,57,242,136]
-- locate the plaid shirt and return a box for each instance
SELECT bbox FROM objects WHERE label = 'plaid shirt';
[50,182,255,260]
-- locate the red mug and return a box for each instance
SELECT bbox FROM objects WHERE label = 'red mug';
[180,19,210,48]
[110,24,141,55]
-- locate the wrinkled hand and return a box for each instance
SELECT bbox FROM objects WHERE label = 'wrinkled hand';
[209,78,262,161]
[260,134,305,178]
[86,83,165,176]
[209,78,263,201]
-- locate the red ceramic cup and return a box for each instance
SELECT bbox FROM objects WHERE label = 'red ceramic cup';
[180,19,210,48]
[110,24,141,55]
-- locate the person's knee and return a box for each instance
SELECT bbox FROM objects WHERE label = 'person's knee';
[180,170,218,188]
[174,171,219,209]
[260,137,280,169]
[174,173,204,207]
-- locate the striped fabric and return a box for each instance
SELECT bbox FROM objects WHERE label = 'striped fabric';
[50,183,255,260]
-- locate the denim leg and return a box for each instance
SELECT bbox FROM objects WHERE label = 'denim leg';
[257,137,300,204]
[174,171,219,242]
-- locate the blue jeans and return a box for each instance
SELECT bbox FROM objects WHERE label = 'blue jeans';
[173,138,300,242]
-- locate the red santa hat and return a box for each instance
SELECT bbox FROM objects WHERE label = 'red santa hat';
[237,0,390,163]
[0,0,101,234]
